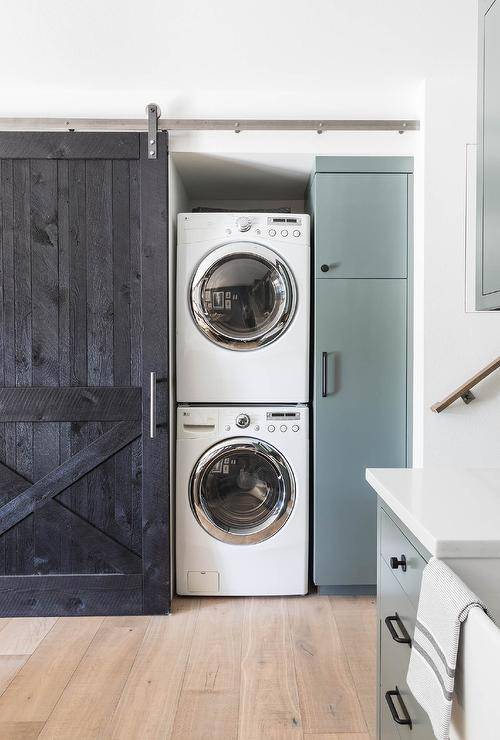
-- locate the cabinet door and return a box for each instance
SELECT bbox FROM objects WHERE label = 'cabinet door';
[315,173,408,279]
[477,0,500,309]
[314,279,407,589]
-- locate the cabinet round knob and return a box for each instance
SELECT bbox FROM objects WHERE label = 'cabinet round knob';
[390,555,407,572]
[320,264,330,273]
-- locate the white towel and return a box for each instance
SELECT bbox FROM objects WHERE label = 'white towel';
[406,557,486,740]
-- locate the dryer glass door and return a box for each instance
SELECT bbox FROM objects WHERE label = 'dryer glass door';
[190,438,295,545]
[191,244,296,350]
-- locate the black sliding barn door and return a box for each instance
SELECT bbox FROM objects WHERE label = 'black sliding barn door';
[0,132,169,616]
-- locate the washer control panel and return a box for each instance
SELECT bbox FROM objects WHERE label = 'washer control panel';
[213,407,306,436]
[178,407,307,438]
[266,410,301,433]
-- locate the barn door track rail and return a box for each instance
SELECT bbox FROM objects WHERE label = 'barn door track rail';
[0,105,419,137]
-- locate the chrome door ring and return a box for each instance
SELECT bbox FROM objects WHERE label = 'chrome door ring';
[190,437,296,545]
[190,245,297,351]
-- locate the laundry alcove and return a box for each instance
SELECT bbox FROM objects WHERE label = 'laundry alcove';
[168,151,315,220]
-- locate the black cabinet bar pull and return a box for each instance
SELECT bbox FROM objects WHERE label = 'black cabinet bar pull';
[390,554,407,572]
[322,352,328,397]
[385,687,412,728]
[385,613,412,645]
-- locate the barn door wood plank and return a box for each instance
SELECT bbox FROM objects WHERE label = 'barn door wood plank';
[86,160,115,556]
[13,159,34,574]
[0,418,141,536]
[62,159,89,528]
[0,387,141,422]
[31,158,60,574]
[57,160,71,459]
[0,574,143,617]
[140,132,169,614]
[112,160,134,549]
[1,160,19,576]
[56,162,73,574]
[0,133,140,160]
[128,160,143,556]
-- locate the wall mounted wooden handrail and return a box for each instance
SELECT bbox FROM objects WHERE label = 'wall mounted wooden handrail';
[431,356,500,413]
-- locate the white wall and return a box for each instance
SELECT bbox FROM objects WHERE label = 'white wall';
[2,0,498,467]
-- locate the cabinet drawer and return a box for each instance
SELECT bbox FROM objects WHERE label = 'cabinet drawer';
[380,508,426,609]
[382,681,434,740]
[380,559,415,683]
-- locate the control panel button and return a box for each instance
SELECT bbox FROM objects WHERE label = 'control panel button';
[293,229,301,237]
[280,424,287,432]
[268,228,276,237]
[267,424,275,432]
[281,229,288,237]
[292,424,299,432]
[225,425,231,431]
[254,425,260,431]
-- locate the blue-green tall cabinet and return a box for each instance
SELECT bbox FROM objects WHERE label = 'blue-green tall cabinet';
[308,157,413,594]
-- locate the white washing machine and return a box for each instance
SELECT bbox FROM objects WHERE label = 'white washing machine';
[176,212,310,403]
[176,405,309,596]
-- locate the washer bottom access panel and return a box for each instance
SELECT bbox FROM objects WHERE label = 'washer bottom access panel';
[176,405,309,596]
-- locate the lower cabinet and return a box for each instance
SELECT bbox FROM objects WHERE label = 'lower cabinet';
[314,278,408,591]
[378,505,434,739]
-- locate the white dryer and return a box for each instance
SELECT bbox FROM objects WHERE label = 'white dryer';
[176,405,308,596]
[176,212,310,403]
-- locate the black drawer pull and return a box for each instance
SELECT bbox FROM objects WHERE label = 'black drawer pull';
[390,554,407,572]
[385,613,411,645]
[385,687,412,729]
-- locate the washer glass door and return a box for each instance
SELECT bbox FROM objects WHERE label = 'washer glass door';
[190,438,295,545]
[191,244,296,350]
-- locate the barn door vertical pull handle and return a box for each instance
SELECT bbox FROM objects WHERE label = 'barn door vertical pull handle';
[150,371,157,438]
[322,352,328,397]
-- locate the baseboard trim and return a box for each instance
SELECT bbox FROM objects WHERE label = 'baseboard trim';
[317,584,376,596]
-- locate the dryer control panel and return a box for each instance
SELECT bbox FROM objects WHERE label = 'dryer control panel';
[177,212,310,246]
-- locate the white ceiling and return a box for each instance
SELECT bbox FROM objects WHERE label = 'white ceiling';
[171,152,315,200]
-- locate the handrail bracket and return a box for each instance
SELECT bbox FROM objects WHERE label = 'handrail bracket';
[460,390,476,405]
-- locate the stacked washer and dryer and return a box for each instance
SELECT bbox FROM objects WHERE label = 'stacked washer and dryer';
[176,212,310,595]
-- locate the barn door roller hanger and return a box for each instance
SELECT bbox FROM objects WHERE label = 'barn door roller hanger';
[147,103,161,159]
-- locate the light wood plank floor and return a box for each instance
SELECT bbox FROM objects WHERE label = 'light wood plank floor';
[0,594,376,740]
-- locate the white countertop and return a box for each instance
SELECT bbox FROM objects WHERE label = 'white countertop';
[366,468,500,558]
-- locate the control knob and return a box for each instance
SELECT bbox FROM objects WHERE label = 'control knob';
[236,216,252,232]
[235,413,251,428]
